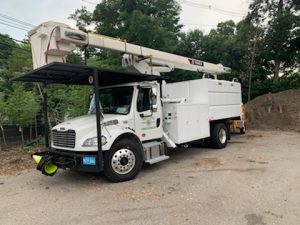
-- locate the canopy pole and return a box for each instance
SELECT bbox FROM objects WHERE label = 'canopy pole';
[42,84,49,149]
[93,69,104,170]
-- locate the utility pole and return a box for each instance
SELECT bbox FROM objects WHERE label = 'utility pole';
[247,28,259,102]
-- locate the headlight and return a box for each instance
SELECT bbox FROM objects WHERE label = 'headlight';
[82,136,107,146]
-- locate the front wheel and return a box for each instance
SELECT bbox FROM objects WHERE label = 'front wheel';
[210,123,228,149]
[103,138,143,182]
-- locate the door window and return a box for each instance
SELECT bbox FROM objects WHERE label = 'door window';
[137,88,151,112]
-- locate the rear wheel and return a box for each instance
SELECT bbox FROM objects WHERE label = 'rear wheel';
[210,123,228,149]
[103,138,143,182]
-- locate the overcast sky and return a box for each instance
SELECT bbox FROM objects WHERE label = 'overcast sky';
[0,0,250,41]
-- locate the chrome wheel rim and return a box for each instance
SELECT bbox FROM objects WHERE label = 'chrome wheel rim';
[111,148,135,175]
[219,128,227,144]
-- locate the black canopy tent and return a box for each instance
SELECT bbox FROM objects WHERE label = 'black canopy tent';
[12,62,164,172]
[13,62,164,86]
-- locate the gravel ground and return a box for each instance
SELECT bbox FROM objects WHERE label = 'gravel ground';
[0,130,299,225]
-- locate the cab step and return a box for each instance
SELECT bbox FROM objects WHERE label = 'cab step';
[145,155,170,164]
[143,141,169,164]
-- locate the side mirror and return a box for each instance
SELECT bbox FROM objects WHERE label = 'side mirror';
[150,87,157,112]
[151,105,157,112]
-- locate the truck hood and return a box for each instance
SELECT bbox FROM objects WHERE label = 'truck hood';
[53,114,124,131]
[52,114,131,151]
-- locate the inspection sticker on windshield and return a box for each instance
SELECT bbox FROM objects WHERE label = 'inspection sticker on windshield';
[83,156,96,165]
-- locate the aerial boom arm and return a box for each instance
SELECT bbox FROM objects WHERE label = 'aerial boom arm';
[29,21,231,75]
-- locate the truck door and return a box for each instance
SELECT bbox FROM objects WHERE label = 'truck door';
[134,84,162,141]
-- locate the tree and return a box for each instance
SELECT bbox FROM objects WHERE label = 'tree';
[0,34,16,68]
[0,40,33,96]
[7,85,40,147]
[0,92,7,146]
[201,20,236,65]
[248,0,300,83]
[7,41,32,74]
[69,7,93,32]
[70,0,182,53]
[177,29,205,59]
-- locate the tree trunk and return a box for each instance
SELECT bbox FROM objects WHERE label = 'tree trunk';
[20,126,24,147]
[35,115,38,139]
[273,59,280,83]
[248,28,259,102]
[0,124,6,146]
[272,0,283,84]
[30,124,32,141]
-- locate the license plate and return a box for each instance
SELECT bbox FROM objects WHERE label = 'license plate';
[83,156,96,165]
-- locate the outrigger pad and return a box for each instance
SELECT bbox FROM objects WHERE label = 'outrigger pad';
[35,155,58,176]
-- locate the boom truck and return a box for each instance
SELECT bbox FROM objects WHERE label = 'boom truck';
[14,21,245,182]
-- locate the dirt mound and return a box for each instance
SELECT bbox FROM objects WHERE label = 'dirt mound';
[245,89,300,131]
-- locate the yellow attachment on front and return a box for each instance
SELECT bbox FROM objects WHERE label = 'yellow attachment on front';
[44,161,58,175]
[32,155,42,164]
[33,154,58,176]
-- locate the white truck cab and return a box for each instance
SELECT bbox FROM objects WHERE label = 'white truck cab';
[52,81,163,152]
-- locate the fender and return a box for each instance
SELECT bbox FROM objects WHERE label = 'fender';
[103,129,145,160]
[102,128,141,151]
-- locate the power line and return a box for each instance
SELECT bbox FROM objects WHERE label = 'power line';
[0,13,35,28]
[179,0,247,18]
[0,21,29,32]
[81,0,97,5]
[181,0,247,15]
[0,18,32,30]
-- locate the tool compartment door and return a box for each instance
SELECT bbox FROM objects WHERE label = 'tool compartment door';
[163,103,209,144]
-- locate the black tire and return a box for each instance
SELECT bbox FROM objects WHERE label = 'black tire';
[103,138,143,182]
[210,123,228,149]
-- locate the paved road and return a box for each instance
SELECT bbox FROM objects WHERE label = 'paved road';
[0,130,299,225]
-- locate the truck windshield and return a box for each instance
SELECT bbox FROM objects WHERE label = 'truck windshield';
[89,86,134,115]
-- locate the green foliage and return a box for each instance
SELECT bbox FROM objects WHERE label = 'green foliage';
[248,0,300,83]
[7,42,32,74]
[19,136,45,154]
[19,146,35,154]
[249,72,300,98]
[69,7,93,32]
[47,85,92,125]
[6,85,40,127]
[0,92,7,126]
[71,0,181,52]
[177,29,204,59]
[0,34,16,68]
[87,51,123,70]
[66,52,84,64]
[0,40,33,99]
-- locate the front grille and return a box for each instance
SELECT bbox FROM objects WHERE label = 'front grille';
[52,129,76,148]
